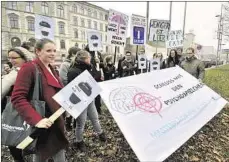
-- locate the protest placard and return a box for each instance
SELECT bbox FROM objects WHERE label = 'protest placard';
[130,14,146,45]
[35,15,55,40]
[53,70,102,119]
[149,19,170,48]
[99,66,228,161]
[150,58,161,71]
[87,31,102,51]
[138,54,147,69]
[166,30,183,49]
[107,9,129,47]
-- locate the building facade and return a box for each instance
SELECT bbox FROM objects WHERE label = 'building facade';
[1,1,125,66]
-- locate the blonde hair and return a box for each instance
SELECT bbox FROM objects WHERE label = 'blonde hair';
[70,50,90,67]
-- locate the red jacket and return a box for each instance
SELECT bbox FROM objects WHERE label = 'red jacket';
[11,58,68,160]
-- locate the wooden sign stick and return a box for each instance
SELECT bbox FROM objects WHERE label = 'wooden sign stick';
[16,108,66,150]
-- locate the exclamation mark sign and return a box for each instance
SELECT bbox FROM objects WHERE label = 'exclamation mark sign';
[137,30,140,39]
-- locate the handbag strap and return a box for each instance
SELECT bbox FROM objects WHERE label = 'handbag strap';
[32,63,43,100]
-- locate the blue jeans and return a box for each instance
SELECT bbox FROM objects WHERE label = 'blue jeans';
[75,101,103,142]
[33,149,65,162]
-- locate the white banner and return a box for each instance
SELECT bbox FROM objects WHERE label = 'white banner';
[130,14,146,45]
[149,19,170,47]
[107,9,129,47]
[99,66,227,161]
[166,30,183,49]
[53,70,102,119]
[35,15,55,40]
[87,31,102,51]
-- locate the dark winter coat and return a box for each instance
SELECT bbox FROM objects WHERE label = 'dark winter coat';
[67,61,93,83]
[102,64,116,80]
[85,47,103,82]
[120,60,135,77]
[11,58,69,160]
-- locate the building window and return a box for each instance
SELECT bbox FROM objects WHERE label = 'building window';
[88,19,91,28]
[100,12,103,20]
[105,35,107,42]
[73,16,78,26]
[8,13,19,29]
[57,5,64,18]
[94,10,97,18]
[26,2,33,12]
[26,16,35,31]
[94,21,97,30]
[106,46,109,53]
[41,2,49,15]
[81,18,85,27]
[88,8,92,17]
[105,25,108,32]
[100,23,103,31]
[74,29,78,38]
[72,4,77,13]
[105,14,108,21]
[60,40,65,49]
[7,2,17,10]
[80,6,84,15]
[28,38,36,46]
[58,22,65,34]
[81,30,85,40]
[11,37,21,47]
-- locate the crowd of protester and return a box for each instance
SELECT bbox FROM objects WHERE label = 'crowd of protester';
[1,38,205,162]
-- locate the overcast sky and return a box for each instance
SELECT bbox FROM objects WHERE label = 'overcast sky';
[90,2,227,49]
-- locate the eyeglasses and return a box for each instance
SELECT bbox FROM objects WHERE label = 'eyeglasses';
[8,57,21,60]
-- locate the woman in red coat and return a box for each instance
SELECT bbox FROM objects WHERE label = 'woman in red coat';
[11,38,69,161]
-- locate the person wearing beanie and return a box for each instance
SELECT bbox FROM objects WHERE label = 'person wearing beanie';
[1,46,36,162]
[67,50,106,152]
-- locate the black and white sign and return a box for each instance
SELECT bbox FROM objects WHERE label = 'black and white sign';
[149,19,170,47]
[107,9,129,47]
[35,15,55,40]
[166,30,183,49]
[131,14,146,45]
[150,58,161,71]
[87,31,102,51]
[53,70,102,119]
[138,55,147,69]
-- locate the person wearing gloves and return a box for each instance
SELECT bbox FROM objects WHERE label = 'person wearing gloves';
[180,47,205,81]
[1,46,35,162]
[67,50,106,152]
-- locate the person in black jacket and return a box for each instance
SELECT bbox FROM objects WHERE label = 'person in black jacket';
[120,51,136,77]
[117,55,125,77]
[102,55,116,80]
[67,50,106,152]
[84,44,103,114]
